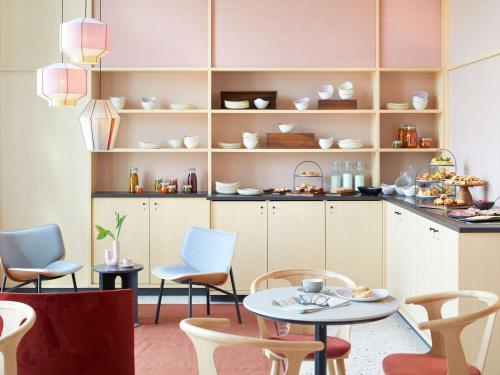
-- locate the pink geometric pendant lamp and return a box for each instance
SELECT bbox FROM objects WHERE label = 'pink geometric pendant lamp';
[36,63,87,107]
[80,99,120,151]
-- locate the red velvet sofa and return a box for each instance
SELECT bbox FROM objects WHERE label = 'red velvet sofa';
[0,290,135,375]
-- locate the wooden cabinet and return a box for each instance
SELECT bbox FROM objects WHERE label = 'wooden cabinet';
[150,198,210,285]
[326,201,383,288]
[268,201,325,276]
[92,198,150,284]
[211,202,268,292]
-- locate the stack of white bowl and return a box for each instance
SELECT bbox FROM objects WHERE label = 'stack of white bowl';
[110,96,126,110]
[338,81,354,99]
[242,132,258,149]
[215,181,240,194]
[338,139,363,149]
[412,91,428,110]
[317,84,334,99]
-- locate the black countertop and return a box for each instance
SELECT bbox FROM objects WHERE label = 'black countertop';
[91,191,500,233]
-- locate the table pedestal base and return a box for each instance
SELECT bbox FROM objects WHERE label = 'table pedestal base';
[314,324,327,375]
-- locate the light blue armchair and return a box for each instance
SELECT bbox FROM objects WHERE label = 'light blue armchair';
[152,226,241,324]
[0,224,82,293]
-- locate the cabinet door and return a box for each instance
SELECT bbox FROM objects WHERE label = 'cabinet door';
[211,202,268,292]
[385,202,403,301]
[326,201,383,287]
[268,201,325,277]
[150,198,210,285]
[92,198,150,284]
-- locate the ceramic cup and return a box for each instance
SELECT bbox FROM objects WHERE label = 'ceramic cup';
[300,278,325,293]
[122,257,133,266]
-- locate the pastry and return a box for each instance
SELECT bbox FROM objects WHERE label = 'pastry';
[351,285,373,298]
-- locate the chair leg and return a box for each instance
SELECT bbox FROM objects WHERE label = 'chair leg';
[336,359,346,375]
[206,284,210,316]
[71,273,78,292]
[328,359,337,375]
[37,275,42,294]
[155,279,165,324]
[1,274,6,292]
[188,279,193,318]
[270,359,280,375]
[229,268,242,324]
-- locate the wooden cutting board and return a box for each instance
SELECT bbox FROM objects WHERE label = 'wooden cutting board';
[266,133,315,148]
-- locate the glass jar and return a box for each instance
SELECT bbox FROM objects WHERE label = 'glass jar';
[128,168,139,193]
[160,182,169,194]
[400,124,418,148]
[392,140,402,148]
[168,178,178,192]
[154,178,162,193]
[187,167,198,193]
[330,161,342,190]
[354,161,365,191]
[183,185,192,194]
[419,137,433,148]
[342,161,353,189]
[135,184,144,194]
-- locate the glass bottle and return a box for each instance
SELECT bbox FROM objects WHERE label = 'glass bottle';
[342,161,353,188]
[128,167,139,194]
[187,167,197,193]
[330,161,342,191]
[354,161,365,191]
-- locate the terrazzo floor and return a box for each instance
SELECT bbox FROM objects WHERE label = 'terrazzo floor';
[139,296,428,374]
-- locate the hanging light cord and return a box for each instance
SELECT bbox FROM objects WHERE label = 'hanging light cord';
[99,0,102,99]
[84,0,87,18]
[60,0,64,63]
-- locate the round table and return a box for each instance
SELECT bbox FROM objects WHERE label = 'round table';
[243,287,400,375]
[93,264,144,327]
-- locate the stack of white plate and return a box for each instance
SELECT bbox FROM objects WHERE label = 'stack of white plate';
[237,188,263,196]
[217,142,241,149]
[170,103,195,110]
[138,141,164,149]
[215,181,240,194]
[386,102,409,110]
[338,139,363,149]
[224,100,250,110]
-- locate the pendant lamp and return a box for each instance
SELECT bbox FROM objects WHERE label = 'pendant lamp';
[36,0,87,107]
[37,63,87,107]
[80,99,120,150]
[60,17,109,65]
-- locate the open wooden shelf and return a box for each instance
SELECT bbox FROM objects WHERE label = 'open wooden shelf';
[211,67,376,72]
[117,109,208,114]
[211,109,376,114]
[379,109,441,114]
[211,148,377,153]
[379,148,440,153]
[93,67,209,72]
[94,148,209,153]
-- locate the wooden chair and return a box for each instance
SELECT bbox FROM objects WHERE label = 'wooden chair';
[0,301,36,375]
[180,317,324,375]
[383,290,500,375]
[251,268,357,375]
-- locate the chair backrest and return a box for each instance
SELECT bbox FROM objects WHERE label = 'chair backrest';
[0,290,135,375]
[407,290,500,374]
[180,318,323,375]
[0,224,65,273]
[180,227,237,274]
[0,301,36,375]
[251,268,357,338]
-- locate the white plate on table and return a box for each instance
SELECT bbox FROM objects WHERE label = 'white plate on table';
[237,188,263,196]
[334,287,389,302]
[119,263,134,268]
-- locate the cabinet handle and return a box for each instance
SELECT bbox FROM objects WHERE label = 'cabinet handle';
[154,202,159,206]
[142,202,147,205]
[394,211,401,215]
[260,205,264,209]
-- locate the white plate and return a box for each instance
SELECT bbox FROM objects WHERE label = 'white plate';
[237,188,263,196]
[225,100,250,109]
[119,263,134,268]
[170,103,195,110]
[139,141,164,149]
[333,287,389,302]
[217,142,242,149]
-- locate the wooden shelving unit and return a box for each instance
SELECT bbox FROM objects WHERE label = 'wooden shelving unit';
[90,0,445,193]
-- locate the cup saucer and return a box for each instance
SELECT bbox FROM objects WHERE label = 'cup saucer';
[120,263,134,268]
[297,286,330,294]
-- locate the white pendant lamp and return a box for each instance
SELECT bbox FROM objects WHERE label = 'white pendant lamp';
[37,63,87,107]
[80,99,120,150]
[60,17,109,65]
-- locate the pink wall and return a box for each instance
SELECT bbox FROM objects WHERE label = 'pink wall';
[381,0,441,67]
[213,0,376,67]
[95,0,208,67]
[448,55,500,201]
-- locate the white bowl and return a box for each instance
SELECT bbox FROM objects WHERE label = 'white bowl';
[412,99,428,110]
[254,98,269,110]
[338,90,354,100]
[317,84,334,99]
[293,97,310,110]
[170,103,195,110]
[141,96,156,110]
[242,132,258,139]
[184,136,200,149]
[413,91,428,100]
[402,187,416,197]
[318,138,334,149]
[109,96,126,110]
[167,139,183,149]
[381,184,396,195]
[278,123,294,133]
[338,81,354,90]
[243,139,258,149]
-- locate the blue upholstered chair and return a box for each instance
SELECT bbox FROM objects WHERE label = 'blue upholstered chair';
[0,224,82,293]
[152,226,241,324]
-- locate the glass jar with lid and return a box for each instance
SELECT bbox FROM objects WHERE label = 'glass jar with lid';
[419,137,433,148]
[128,168,139,193]
[400,124,418,148]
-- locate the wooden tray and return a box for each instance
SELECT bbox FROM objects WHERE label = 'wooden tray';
[418,202,472,211]
[318,99,357,110]
[221,91,277,109]
[266,133,315,148]
[326,191,359,197]
[286,191,325,197]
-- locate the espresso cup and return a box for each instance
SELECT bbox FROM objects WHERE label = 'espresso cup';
[122,258,133,266]
[300,278,324,293]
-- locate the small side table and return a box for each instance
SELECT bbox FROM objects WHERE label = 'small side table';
[93,263,144,327]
